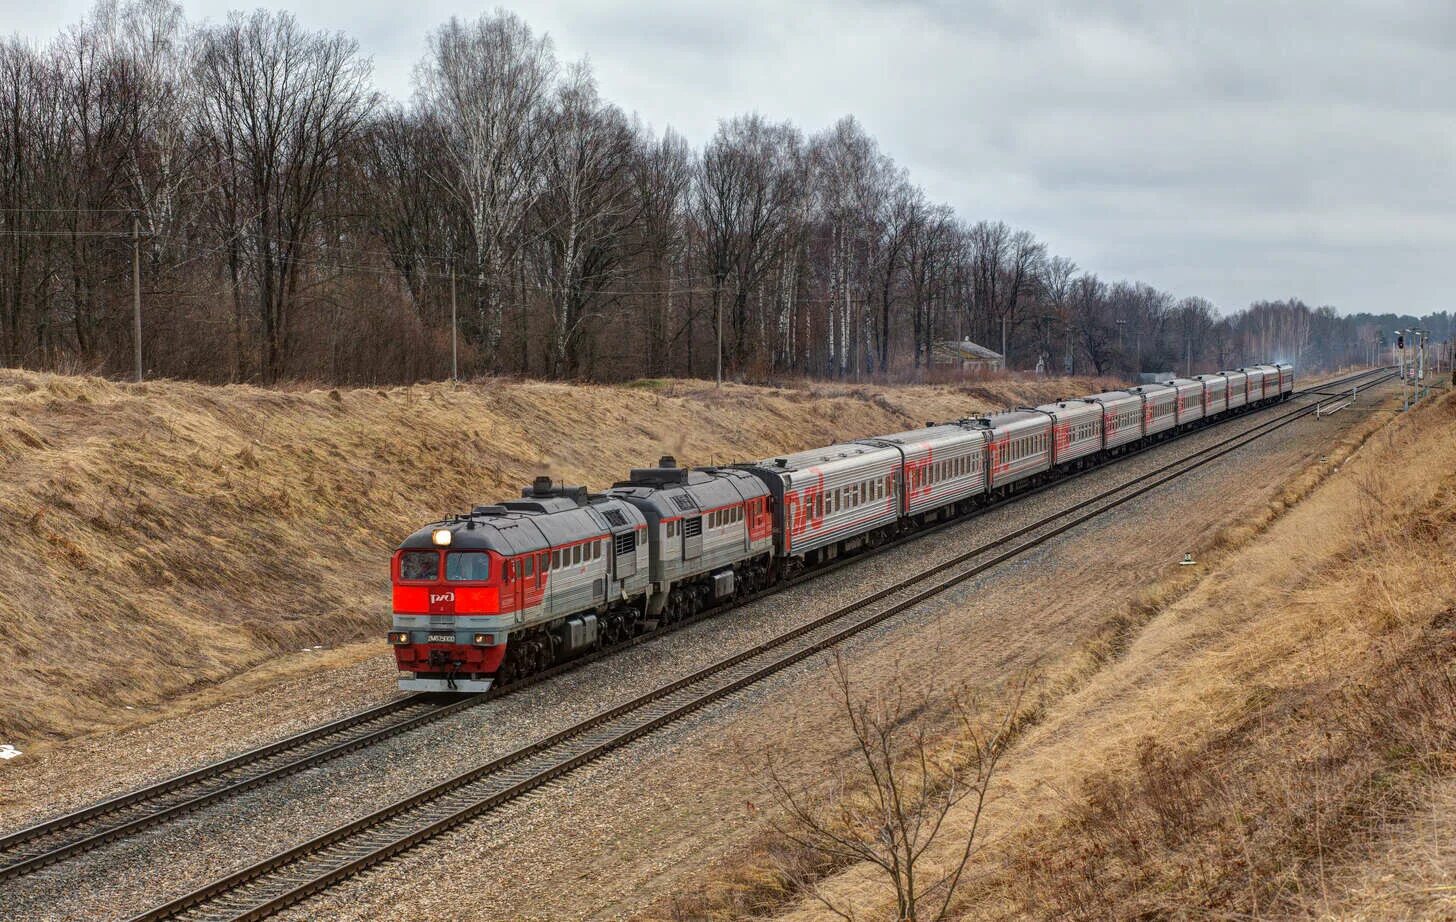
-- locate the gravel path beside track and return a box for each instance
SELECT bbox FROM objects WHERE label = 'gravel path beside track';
[0,381,1397,922]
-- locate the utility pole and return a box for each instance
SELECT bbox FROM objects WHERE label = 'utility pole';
[449,258,458,383]
[715,300,722,387]
[131,211,143,382]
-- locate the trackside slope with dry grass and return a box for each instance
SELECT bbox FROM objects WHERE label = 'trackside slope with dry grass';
[657,386,1456,922]
[0,370,1114,746]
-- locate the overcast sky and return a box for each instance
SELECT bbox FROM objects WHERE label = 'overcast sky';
[10,0,1454,316]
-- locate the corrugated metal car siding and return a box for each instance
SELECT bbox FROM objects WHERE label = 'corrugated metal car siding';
[784,452,902,556]
[905,444,987,515]
[1101,400,1143,448]
[989,420,1052,489]
[1225,374,1248,408]
[1056,411,1103,462]
[1144,392,1177,434]
[1174,383,1205,422]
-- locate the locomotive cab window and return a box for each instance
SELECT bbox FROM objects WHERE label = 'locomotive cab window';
[445,551,489,582]
[400,550,439,581]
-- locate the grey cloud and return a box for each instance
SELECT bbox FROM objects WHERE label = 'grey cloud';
[14,0,1452,314]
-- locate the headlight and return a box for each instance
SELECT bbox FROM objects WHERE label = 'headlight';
[388,631,410,645]
[472,633,493,646]
[431,528,452,546]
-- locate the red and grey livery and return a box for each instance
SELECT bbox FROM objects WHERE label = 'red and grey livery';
[391,362,1293,691]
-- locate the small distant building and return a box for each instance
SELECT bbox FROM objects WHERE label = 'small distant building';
[932,338,1003,371]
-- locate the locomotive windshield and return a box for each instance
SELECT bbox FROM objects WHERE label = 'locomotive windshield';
[445,552,491,581]
[399,551,439,581]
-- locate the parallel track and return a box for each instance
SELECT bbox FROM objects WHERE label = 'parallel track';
[129,369,1395,922]
[0,366,1388,886]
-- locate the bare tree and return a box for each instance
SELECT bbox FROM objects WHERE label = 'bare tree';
[533,62,638,376]
[696,113,801,380]
[3,3,1388,385]
[761,654,1023,922]
[195,10,374,381]
[418,10,555,359]
[632,127,690,375]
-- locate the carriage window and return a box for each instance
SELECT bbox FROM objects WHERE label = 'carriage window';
[445,552,490,582]
[524,557,534,577]
[400,551,439,581]
[552,550,561,569]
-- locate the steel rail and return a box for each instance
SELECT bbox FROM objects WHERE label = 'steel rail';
[129,370,1394,922]
[0,366,1388,884]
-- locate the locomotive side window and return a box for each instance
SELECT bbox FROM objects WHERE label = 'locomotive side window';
[445,552,489,582]
[400,551,439,581]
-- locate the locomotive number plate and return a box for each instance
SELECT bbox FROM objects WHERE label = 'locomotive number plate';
[426,633,455,644]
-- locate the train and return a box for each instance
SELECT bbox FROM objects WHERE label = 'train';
[389,362,1294,691]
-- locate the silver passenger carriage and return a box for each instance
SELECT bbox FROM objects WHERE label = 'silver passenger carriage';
[744,442,902,562]
[1084,390,1143,449]
[1127,383,1178,436]
[1241,365,1272,403]
[1223,370,1249,409]
[1275,362,1295,396]
[857,424,989,521]
[1032,398,1103,468]
[1164,378,1206,425]
[980,411,1052,491]
[1193,373,1228,415]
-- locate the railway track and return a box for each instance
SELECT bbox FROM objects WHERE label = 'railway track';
[0,365,1390,888]
[126,368,1395,922]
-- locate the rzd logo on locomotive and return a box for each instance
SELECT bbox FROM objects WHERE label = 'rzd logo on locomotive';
[428,590,456,613]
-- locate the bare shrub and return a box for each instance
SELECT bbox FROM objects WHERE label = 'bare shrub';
[756,653,1024,922]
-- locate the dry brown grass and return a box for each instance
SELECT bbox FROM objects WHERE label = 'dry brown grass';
[0,369,1115,747]
[644,384,1455,922]
[980,390,1456,920]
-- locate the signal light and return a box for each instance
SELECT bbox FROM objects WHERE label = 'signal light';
[1397,334,1405,350]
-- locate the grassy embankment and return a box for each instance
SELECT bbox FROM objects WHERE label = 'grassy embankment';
[0,369,1115,747]
[663,385,1456,921]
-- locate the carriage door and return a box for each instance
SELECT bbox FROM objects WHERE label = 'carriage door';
[672,493,703,560]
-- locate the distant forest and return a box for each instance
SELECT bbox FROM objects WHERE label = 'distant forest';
[1,1,1449,384]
